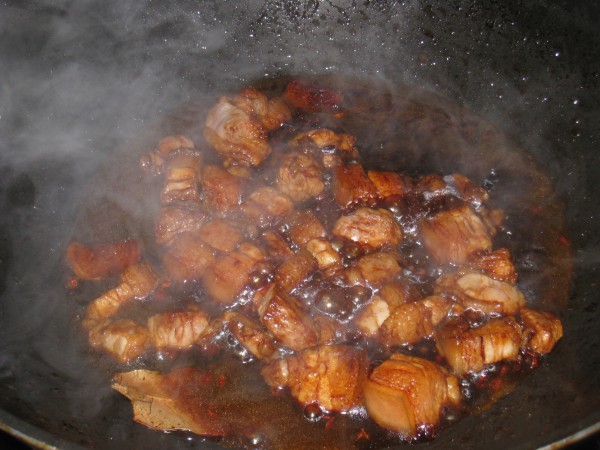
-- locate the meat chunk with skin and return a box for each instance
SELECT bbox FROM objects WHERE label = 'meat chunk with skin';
[379,296,453,346]
[201,165,242,215]
[88,319,149,363]
[66,239,140,280]
[333,163,378,207]
[305,238,341,271]
[276,152,324,202]
[354,295,392,338]
[367,170,410,200]
[201,243,265,305]
[261,344,368,412]
[242,187,294,226]
[436,271,525,316]
[155,207,208,246]
[197,219,244,253]
[224,311,279,360]
[284,80,344,113]
[420,204,492,265]
[435,317,523,375]
[140,135,195,174]
[333,207,402,249]
[261,230,294,259]
[203,97,270,167]
[288,211,326,247]
[162,233,215,284]
[256,286,318,351]
[161,150,203,205]
[147,310,211,350]
[85,262,159,328]
[232,87,292,131]
[355,252,402,286]
[274,250,317,293]
[520,307,563,354]
[447,173,489,206]
[467,248,518,284]
[363,353,460,437]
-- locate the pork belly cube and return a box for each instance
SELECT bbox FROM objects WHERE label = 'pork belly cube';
[66,239,141,281]
[420,204,492,265]
[232,87,292,131]
[467,248,518,284]
[147,310,210,350]
[242,187,294,225]
[261,229,294,259]
[379,280,423,308]
[256,286,318,351]
[333,207,402,250]
[197,219,244,253]
[448,173,489,206]
[379,296,453,346]
[288,211,326,247]
[367,170,410,200]
[436,271,525,316]
[356,252,402,286]
[162,232,216,284]
[274,251,317,293]
[520,307,563,354]
[363,353,460,437]
[276,152,324,202]
[155,206,208,246]
[261,345,369,412]
[203,97,270,167]
[201,243,265,305]
[161,150,203,205]
[354,295,392,338]
[224,311,279,360]
[89,319,149,363]
[333,163,377,207]
[201,165,242,215]
[305,238,342,270]
[435,317,523,375]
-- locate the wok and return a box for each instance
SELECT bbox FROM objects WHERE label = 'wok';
[0,0,599,449]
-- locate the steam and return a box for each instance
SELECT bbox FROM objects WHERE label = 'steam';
[0,0,598,446]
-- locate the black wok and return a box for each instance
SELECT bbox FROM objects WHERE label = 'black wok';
[0,1,599,449]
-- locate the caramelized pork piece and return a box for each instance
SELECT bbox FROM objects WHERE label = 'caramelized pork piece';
[261,229,294,259]
[232,87,292,131]
[420,204,492,265]
[204,97,270,167]
[284,80,343,113]
[155,206,207,246]
[363,353,460,437]
[140,135,195,174]
[88,319,149,363]
[448,173,489,206]
[415,173,447,196]
[256,286,318,351]
[224,311,279,360]
[367,170,410,200]
[85,262,159,327]
[261,344,368,411]
[274,251,317,293]
[201,165,243,215]
[355,252,402,286]
[201,243,265,305]
[467,248,518,284]
[242,187,294,225]
[520,307,563,354]
[436,271,525,316]
[435,317,523,375]
[161,150,203,205]
[289,128,355,152]
[161,232,215,284]
[288,211,326,247]
[197,219,244,253]
[147,310,211,350]
[276,152,324,202]
[306,238,342,271]
[379,296,453,346]
[333,163,378,207]
[354,295,393,338]
[379,280,424,308]
[66,240,140,280]
[333,207,402,249]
